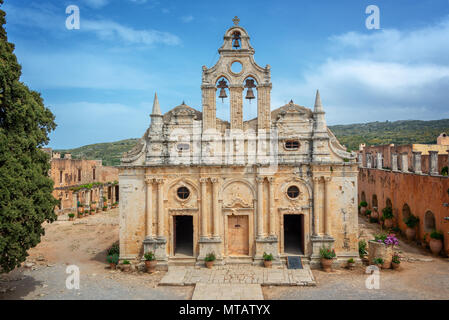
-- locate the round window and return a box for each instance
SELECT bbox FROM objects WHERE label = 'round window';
[287,186,300,199]
[177,186,190,200]
[231,61,243,74]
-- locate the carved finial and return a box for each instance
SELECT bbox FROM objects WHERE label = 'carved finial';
[289,99,294,104]
[233,16,240,26]
[182,100,186,105]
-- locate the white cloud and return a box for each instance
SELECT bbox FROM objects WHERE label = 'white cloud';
[181,15,194,23]
[272,15,449,124]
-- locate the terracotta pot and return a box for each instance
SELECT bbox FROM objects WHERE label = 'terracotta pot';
[321,258,333,272]
[370,211,379,220]
[376,263,383,270]
[392,262,400,270]
[360,207,367,215]
[429,239,443,256]
[121,264,131,272]
[263,260,272,268]
[347,262,355,270]
[205,261,214,269]
[145,260,157,273]
[69,217,74,221]
[384,218,393,228]
[110,263,116,270]
[405,228,416,241]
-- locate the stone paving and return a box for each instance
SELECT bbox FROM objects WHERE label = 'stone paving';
[160,264,316,287]
[192,283,264,300]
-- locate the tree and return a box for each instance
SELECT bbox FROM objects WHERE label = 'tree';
[0,1,58,273]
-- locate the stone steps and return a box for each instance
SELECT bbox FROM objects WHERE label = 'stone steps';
[224,256,254,264]
[168,257,196,266]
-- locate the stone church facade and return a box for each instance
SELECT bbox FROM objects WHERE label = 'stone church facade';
[119,18,359,269]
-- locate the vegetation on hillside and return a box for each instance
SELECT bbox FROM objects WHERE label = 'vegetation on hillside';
[56,138,139,166]
[0,1,58,273]
[329,119,449,151]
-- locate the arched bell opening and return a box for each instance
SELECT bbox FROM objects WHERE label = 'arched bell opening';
[216,77,230,121]
[243,77,258,121]
[232,31,241,50]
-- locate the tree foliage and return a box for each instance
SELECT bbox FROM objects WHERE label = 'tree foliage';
[0,1,57,273]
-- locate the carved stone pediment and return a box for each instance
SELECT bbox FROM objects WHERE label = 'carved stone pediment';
[121,139,146,164]
[224,197,253,208]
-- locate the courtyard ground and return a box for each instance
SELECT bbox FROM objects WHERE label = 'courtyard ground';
[0,210,448,300]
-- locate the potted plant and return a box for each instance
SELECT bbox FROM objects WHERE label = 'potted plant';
[347,258,355,270]
[121,260,131,272]
[319,246,336,272]
[359,240,368,264]
[144,252,157,273]
[103,205,108,211]
[381,207,394,228]
[365,209,372,217]
[370,208,379,220]
[77,201,83,215]
[421,233,429,249]
[78,211,84,218]
[91,201,97,211]
[262,252,274,268]
[204,252,216,269]
[360,201,368,215]
[391,253,401,270]
[373,257,384,269]
[107,254,119,270]
[403,214,419,241]
[68,213,75,221]
[429,230,444,256]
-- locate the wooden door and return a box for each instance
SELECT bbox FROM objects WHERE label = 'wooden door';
[228,215,249,255]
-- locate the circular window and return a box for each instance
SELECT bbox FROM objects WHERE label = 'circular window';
[177,186,190,200]
[231,61,243,74]
[287,186,300,199]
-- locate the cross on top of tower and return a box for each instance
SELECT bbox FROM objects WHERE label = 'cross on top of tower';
[233,16,240,26]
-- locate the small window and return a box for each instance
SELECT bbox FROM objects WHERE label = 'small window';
[287,186,300,199]
[59,170,63,183]
[177,143,190,151]
[93,168,96,180]
[78,169,81,182]
[285,140,300,150]
[177,186,190,200]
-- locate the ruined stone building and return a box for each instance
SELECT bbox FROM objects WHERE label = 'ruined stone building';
[44,149,120,215]
[358,136,449,255]
[119,18,358,268]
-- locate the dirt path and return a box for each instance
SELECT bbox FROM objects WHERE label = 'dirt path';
[0,209,193,300]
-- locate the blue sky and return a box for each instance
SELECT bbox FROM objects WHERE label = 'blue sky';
[2,0,449,149]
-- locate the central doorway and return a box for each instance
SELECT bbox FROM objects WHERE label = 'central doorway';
[283,215,304,255]
[174,216,193,256]
[228,215,249,256]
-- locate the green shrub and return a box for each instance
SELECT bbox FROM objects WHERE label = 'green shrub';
[122,260,130,265]
[107,254,119,264]
[360,201,368,207]
[263,252,273,261]
[205,252,216,262]
[144,252,155,261]
[442,166,448,176]
[68,213,75,218]
[108,242,120,256]
[369,217,378,223]
[374,233,387,242]
[381,207,393,219]
[358,240,367,258]
[373,257,384,265]
[319,246,336,259]
[403,214,419,228]
[348,258,355,263]
[366,209,372,215]
[430,230,444,240]
[392,254,400,264]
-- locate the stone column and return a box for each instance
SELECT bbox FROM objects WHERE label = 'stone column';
[376,153,383,169]
[211,178,220,238]
[391,153,398,171]
[401,152,409,173]
[429,151,439,176]
[200,178,209,238]
[201,85,217,131]
[155,178,165,238]
[412,151,422,174]
[257,84,272,131]
[145,177,153,238]
[313,177,321,236]
[324,177,332,237]
[256,177,265,238]
[230,85,244,130]
[366,153,372,168]
[268,177,275,237]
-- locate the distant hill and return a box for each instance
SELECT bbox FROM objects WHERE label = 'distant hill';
[329,119,449,151]
[55,119,449,166]
[55,138,139,166]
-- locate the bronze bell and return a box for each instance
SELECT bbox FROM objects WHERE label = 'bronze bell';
[232,32,241,49]
[244,78,256,102]
[245,88,255,101]
[218,88,227,102]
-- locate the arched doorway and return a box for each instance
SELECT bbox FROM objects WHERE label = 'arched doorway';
[424,211,436,232]
[402,204,411,221]
[372,194,378,210]
[361,191,366,203]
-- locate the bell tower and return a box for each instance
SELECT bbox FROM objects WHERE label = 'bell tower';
[201,17,272,132]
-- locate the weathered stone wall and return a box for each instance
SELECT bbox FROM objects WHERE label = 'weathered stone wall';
[358,168,449,255]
